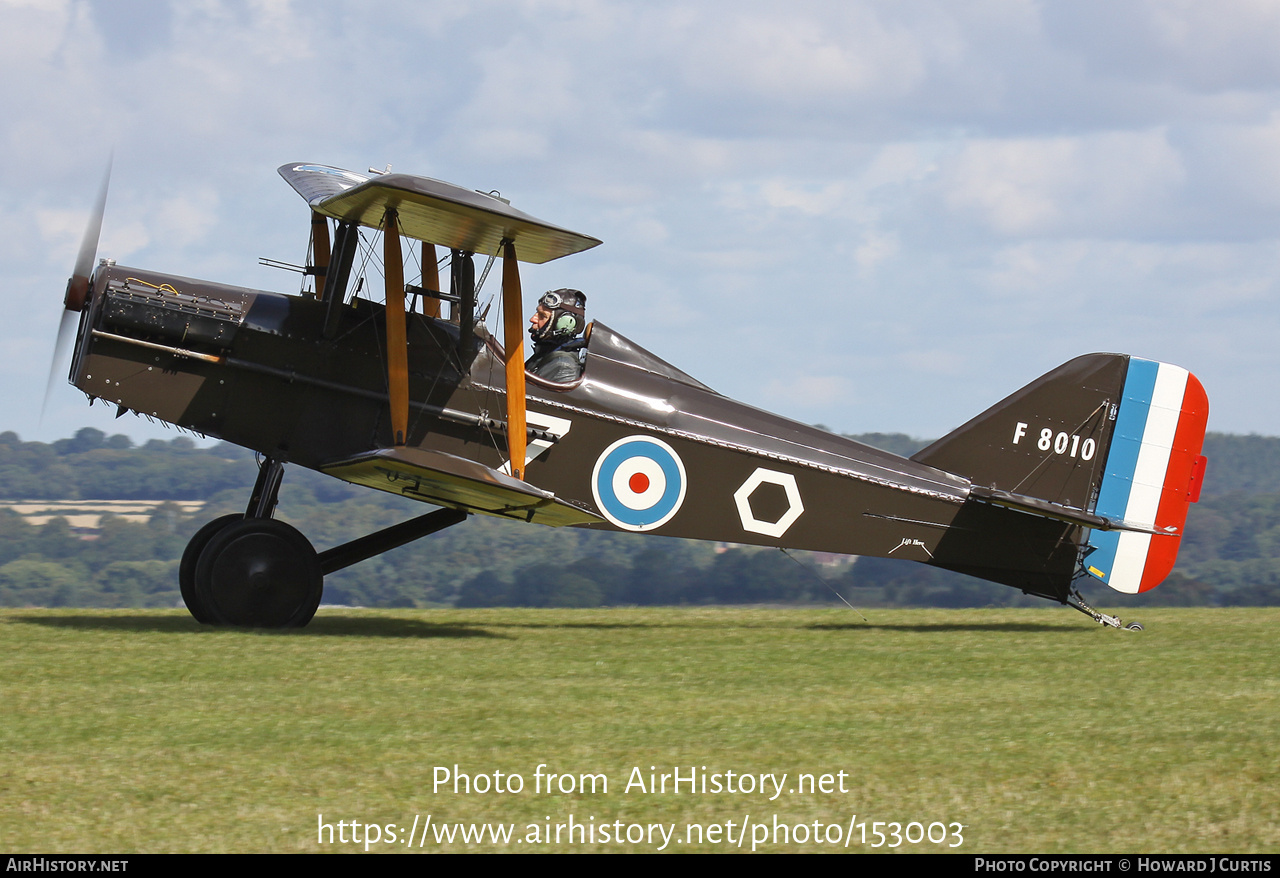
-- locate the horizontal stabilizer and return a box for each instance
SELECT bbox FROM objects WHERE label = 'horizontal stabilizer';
[969,485,1177,535]
[322,446,604,527]
[278,163,602,263]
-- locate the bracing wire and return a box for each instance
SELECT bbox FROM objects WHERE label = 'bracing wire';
[779,548,868,621]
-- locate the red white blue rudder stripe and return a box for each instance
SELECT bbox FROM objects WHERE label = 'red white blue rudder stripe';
[1085,358,1209,594]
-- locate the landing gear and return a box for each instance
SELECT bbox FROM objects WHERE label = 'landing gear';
[194,518,323,628]
[1067,587,1143,631]
[180,456,319,628]
[179,514,243,624]
[178,454,470,628]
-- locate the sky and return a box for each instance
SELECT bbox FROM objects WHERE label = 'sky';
[5,0,1280,445]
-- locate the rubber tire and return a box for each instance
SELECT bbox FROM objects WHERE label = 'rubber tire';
[193,518,323,628]
[179,514,244,624]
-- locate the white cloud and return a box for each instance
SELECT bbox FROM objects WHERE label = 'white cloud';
[146,189,220,249]
[854,231,899,272]
[932,130,1186,238]
[0,0,73,66]
[4,0,1280,441]
[762,374,854,410]
[1044,0,1280,93]
[680,8,930,103]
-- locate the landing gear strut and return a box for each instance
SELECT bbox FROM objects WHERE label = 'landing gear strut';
[179,455,468,628]
[1067,587,1143,631]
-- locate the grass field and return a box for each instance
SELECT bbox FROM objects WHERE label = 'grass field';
[1,606,1277,853]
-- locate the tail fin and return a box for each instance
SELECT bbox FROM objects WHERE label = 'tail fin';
[914,354,1208,595]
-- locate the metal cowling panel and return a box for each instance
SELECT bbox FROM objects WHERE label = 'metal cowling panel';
[100,278,245,350]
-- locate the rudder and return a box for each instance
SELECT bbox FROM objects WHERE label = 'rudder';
[1083,359,1209,593]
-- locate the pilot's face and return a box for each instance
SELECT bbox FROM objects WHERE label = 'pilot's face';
[530,305,553,333]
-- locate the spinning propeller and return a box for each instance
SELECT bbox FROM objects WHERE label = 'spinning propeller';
[43,159,111,422]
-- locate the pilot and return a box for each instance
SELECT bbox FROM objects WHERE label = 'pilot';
[526,288,587,383]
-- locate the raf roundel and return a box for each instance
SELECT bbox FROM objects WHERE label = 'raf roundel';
[591,436,688,532]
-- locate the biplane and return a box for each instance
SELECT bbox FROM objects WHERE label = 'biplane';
[51,162,1209,629]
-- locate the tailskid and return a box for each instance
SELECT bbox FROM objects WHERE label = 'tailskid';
[1067,586,1144,631]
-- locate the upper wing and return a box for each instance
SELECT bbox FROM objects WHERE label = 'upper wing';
[278,163,602,264]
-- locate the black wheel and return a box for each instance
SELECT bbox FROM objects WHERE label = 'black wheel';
[1125,621,1144,631]
[194,518,323,628]
[180,514,244,624]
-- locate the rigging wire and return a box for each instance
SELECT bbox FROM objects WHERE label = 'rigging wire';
[333,224,521,461]
[302,219,317,296]
[361,224,388,405]
[475,246,501,321]
[477,261,511,463]
[779,548,868,621]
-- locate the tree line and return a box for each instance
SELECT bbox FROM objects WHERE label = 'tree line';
[1,428,1276,609]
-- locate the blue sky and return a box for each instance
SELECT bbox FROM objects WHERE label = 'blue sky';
[5,0,1280,443]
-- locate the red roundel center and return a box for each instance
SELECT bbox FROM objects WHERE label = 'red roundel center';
[629,472,650,494]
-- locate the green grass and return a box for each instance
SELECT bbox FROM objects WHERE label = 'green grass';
[1,607,1277,853]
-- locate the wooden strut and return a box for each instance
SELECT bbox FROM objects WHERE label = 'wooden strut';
[422,242,441,318]
[383,210,409,446]
[310,210,331,298]
[501,239,527,480]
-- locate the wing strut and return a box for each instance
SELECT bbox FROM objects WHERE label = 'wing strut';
[383,209,409,446]
[322,220,358,339]
[422,242,441,318]
[310,210,330,298]
[502,239,527,479]
[452,250,475,358]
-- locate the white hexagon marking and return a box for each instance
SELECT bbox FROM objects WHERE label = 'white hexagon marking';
[733,468,804,538]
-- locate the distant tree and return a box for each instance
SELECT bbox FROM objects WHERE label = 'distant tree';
[1119,572,1219,607]
[96,560,180,608]
[35,517,79,560]
[0,509,33,566]
[844,432,931,457]
[1199,434,1280,497]
[0,559,84,607]
[569,558,628,605]
[704,548,810,604]
[54,427,107,456]
[544,572,602,608]
[845,556,1028,608]
[87,516,154,566]
[4,428,1280,609]
[456,571,509,608]
[508,563,560,607]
